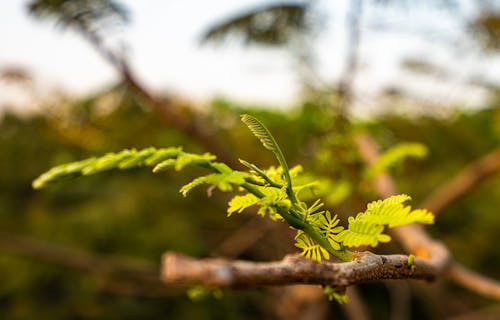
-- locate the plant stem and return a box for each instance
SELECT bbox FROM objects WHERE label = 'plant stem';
[240,182,354,262]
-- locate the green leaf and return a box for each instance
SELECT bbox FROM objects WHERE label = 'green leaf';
[152,159,177,173]
[227,194,259,216]
[174,153,216,171]
[85,149,134,174]
[241,114,283,154]
[309,211,343,250]
[32,147,215,189]
[366,142,428,179]
[180,171,250,196]
[294,232,329,262]
[337,218,391,247]
[241,114,296,203]
[337,195,434,248]
[324,286,349,304]
[144,147,182,165]
[358,195,434,227]
[118,147,156,169]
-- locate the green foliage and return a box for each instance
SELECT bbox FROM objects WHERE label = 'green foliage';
[294,231,330,261]
[240,114,296,203]
[180,170,250,196]
[33,115,434,268]
[365,142,428,179]
[187,286,223,302]
[336,195,434,247]
[309,211,343,251]
[323,286,348,304]
[7,95,500,317]
[227,194,259,216]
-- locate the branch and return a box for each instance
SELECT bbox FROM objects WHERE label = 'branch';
[120,65,238,167]
[161,251,436,289]
[447,262,500,300]
[420,148,500,214]
[70,21,239,167]
[0,231,170,297]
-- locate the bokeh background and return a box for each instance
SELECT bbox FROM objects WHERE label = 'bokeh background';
[2,1,500,319]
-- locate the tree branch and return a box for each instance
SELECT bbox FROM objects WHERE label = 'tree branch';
[447,262,500,300]
[161,251,435,289]
[0,231,171,297]
[71,22,239,167]
[420,147,500,214]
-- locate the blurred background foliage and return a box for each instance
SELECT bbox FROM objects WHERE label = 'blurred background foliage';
[2,0,500,319]
[2,89,500,318]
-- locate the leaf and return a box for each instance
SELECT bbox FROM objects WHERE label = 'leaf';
[337,218,391,247]
[85,149,134,174]
[227,194,260,216]
[152,159,177,173]
[174,153,216,171]
[324,286,349,304]
[241,114,296,202]
[337,195,434,248]
[33,148,215,189]
[180,171,250,196]
[358,195,434,227]
[118,147,156,169]
[144,147,182,165]
[241,114,282,153]
[366,142,428,179]
[309,211,343,250]
[295,232,329,262]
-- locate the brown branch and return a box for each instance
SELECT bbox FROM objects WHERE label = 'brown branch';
[420,148,500,214]
[212,216,278,258]
[161,251,436,289]
[0,231,170,297]
[447,262,500,300]
[342,287,370,320]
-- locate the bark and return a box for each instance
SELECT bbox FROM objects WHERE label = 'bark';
[161,251,435,289]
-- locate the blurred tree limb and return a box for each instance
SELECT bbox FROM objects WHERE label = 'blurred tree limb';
[0,231,171,297]
[420,147,500,215]
[27,0,238,166]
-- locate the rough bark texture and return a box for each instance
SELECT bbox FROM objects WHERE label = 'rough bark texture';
[161,251,435,289]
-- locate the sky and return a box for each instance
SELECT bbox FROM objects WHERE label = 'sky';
[1,0,500,115]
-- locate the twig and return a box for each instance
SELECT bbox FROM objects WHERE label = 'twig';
[212,216,277,258]
[161,251,436,289]
[0,231,170,297]
[420,148,500,214]
[447,262,500,300]
[75,25,238,167]
[342,287,370,320]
